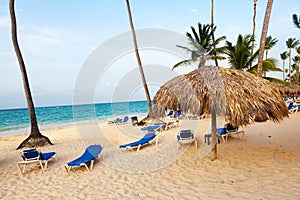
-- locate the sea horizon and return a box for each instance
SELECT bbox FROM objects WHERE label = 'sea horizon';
[0,100,150,138]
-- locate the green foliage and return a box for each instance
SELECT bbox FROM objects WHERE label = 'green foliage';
[247,58,280,73]
[280,51,289,60]
[264,77,289,86]
[292,14,300,29]
[265,36,278,50]
[173,23,225,70]
[223,34,258,70]
[286,38,300,49]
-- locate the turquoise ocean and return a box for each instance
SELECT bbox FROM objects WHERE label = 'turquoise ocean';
[0,100,149,138]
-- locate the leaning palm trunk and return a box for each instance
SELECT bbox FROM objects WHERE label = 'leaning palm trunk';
[211,0,218,67]
[125,0,153,124]
[9,0,52,149]
[283,60,285,80]
[250,0,257,66]
[257,0,273,77]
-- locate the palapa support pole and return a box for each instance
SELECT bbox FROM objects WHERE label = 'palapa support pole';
[211,103,217,161]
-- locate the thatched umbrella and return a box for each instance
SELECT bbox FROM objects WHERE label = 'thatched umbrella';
[281,85,300,96]
[153,66,289,159]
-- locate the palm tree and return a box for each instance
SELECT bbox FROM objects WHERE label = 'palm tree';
[292,14,300,29]
[264,36,278,59]
[224,34,281,82]
[293,47,300,83]
[125,0,152,119]
[9,0,52,149]
[262,35,278,76]
[257,0,274,77]
[223,34,258,70]
[286,38,300,84]
[173,23,226,70]
[250,0,257,60]
[280,51,289,80]
[210,0,217,160]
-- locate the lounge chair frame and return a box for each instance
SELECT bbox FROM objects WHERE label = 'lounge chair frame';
[17,148,57,174]
[177,130,197,149]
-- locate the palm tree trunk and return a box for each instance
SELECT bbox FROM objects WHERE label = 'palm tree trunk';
[288,49,292,84]
[210,104,217,161]
[250,0,257,68]
[125,0,152,116]
[283,60,285,80]
[9,0,52,149]
[257,0,273,77]
[211,0,218,66]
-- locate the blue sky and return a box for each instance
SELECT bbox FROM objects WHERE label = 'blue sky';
[0,0,300,109]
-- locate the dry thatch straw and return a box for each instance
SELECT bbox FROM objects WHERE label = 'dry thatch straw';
[153,66,289,127]
[281,85,300,96]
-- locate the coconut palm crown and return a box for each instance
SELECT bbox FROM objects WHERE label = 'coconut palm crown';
[173,23,226,70]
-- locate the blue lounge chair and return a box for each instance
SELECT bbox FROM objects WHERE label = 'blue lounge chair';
[108,116,129,125]
[177,129,197,149]
[65,145,103,172]
[167,110,174,116]
[170,109,182,119]
[287,102,298,113]
[140,124,162,132]
[216,127,244,142]
[119,132,157,151]
[121,116,129,123]
[17,148,57,174]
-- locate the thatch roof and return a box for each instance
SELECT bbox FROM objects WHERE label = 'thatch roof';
[281,84,300,95]
[153,66,289,127]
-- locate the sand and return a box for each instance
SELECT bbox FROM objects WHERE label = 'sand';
[0,113,300,200]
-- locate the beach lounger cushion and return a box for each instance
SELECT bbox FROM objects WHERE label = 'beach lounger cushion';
[65,144,103,172]
[119,132,157,151]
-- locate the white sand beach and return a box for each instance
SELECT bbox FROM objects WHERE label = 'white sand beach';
[0,113,300,200]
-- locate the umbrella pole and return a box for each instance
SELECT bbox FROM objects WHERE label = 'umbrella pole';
[211,104,217,161]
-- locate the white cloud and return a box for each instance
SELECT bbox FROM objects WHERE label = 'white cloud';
[0,17,10,27]
[191,9,198,13]
[21,33,61,56]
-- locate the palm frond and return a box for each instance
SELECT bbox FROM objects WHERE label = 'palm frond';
[190,26,200,44]
[264,77,289,86]
[292,14,300,29]
[176,45,193,53]
[172,59,194,70]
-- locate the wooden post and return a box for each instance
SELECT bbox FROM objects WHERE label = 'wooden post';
[211,103,217,160]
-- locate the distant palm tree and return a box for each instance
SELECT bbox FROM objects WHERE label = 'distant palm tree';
[292,14,300,29]
[262,35,278,77]
[173,23,226,70]
[9,0,52,149]
[292,56,300,83]
[286,38,300,84]
[264,36,278,59]
[125,0,152,118]
[293,47,300,83]
[280,51,289,80]
[257,0,274,77]
[223,34,258,70]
